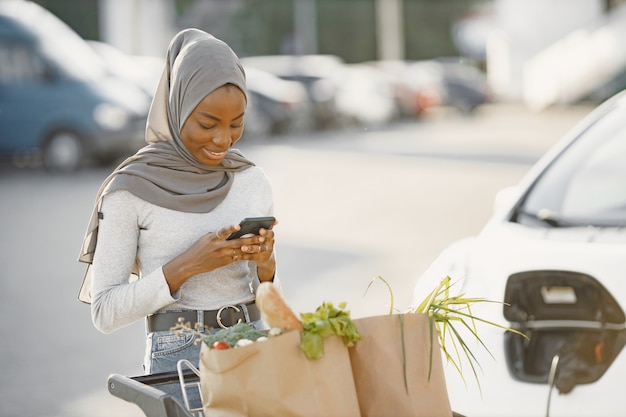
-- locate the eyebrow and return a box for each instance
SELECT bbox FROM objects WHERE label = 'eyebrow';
[197,111,245,121]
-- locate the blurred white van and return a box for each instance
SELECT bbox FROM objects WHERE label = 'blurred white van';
[0,0,150,171]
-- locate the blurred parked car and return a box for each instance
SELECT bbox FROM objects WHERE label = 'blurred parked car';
[413,89,626,417]
[0,0,149,171]
[334,63,399,128]
[366,59,442,118]
[241,54,346,130]
[433,57,492,113]
[86,40,164,98]
[405,58,491,115]
[243,66,313,138]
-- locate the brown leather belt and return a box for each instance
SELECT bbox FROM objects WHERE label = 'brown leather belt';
[146,301,261,332]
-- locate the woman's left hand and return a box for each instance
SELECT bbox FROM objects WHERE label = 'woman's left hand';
[236,227,275,261]
[234,227,276,282]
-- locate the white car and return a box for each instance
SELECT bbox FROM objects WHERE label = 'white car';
[413,89,626,417]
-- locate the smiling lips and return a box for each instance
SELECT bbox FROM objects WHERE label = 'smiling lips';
[203,147,226,160]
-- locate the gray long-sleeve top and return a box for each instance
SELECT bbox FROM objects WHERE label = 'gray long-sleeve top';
[90,166,274,334]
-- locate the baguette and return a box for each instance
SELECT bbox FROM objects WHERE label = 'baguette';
[255,282,303,332]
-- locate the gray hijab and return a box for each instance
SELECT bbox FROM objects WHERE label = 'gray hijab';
[78,29,253,303]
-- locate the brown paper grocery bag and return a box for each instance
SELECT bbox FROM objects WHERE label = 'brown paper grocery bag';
[349,313,452,417]
[199,329,361,417]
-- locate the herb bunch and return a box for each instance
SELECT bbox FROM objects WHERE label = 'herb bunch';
[299,301,361,359]
[366,275,527,390]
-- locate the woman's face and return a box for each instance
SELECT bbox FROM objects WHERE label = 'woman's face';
[180,84,246,165]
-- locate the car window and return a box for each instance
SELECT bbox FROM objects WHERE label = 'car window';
[564,125,626,218]
[0,41,45,83]
[517,101,626,227]
[4,4,106,82]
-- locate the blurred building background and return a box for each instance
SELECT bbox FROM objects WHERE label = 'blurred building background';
[29,0,626,108]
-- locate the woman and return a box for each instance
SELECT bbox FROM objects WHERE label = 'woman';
[78,28,276,375]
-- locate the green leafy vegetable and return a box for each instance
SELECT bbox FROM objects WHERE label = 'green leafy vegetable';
[299,301,361,359]
[200,322,266,348]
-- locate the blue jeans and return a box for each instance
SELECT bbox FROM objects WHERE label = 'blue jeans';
[145,329,201,374]
[143,320,266,412]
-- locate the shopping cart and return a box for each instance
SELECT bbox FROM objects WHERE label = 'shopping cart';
[108,359,204,417]
[108,359,467,417]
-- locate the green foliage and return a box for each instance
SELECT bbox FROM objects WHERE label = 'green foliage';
[199,322,267,348]
[299,301,362,359]
[367,275,527,391]
[42,0,486,62]
[317,0,376,63]
[32,0,100,40]
[171,320,267,348]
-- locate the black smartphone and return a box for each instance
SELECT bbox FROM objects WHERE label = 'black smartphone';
[226,216,276,240]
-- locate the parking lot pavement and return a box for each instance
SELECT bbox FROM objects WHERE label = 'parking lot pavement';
[256,102,597,168]
[416,102,596,155]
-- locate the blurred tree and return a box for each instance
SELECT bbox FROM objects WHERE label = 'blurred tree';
[32,0,99,40]
[34,0,483,62]
[231,0,295,57]
[174,0,293,57]
[403,0,477,60]
[228,0,481,62]
[317,0,479,62]
[318,0,377,63]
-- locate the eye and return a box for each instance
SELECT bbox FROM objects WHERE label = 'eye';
[199,122,215,130]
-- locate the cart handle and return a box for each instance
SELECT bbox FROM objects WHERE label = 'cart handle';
[108,373,194,417]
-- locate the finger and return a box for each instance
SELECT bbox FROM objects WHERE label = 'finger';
[241,245,258,254]
[216,224,240,241]
[216,228,231,240]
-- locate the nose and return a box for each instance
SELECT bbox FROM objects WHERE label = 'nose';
[211,130,231,148]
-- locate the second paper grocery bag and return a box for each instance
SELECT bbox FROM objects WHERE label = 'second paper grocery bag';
[349,313,452,417]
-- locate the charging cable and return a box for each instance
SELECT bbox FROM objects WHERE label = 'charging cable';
[545,354,560,417]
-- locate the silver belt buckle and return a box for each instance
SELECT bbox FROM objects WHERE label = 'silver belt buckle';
[216,305,242,329]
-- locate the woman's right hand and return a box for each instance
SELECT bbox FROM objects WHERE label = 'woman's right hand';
[162,222,273,294]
